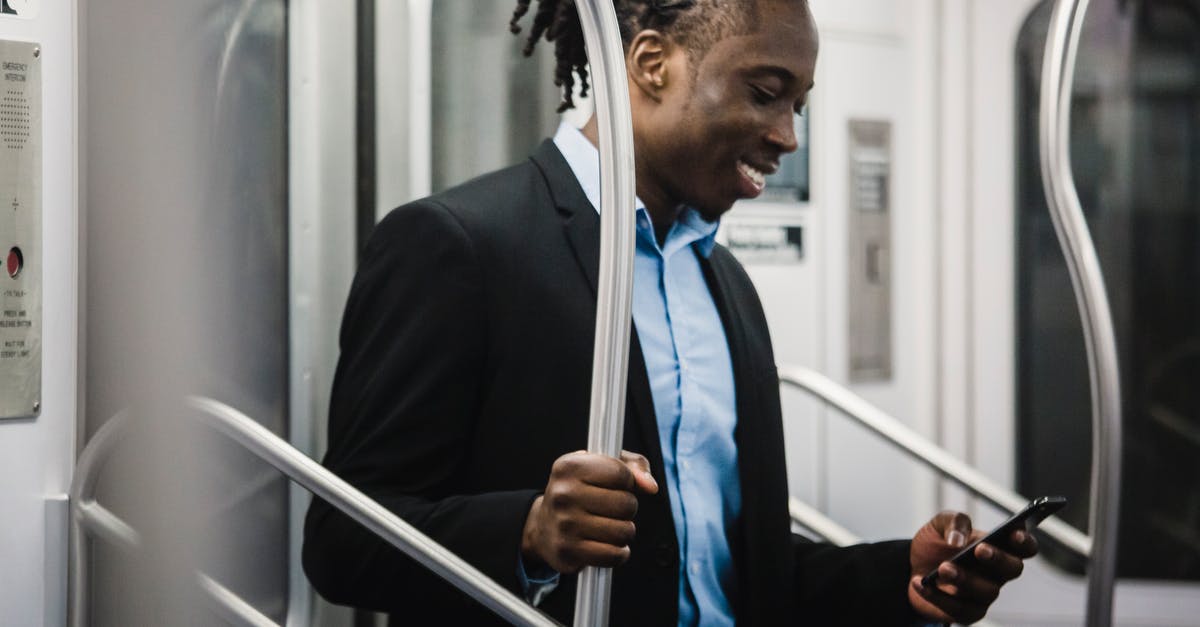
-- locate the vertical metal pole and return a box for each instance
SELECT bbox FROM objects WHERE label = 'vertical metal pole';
[1038,1,1123,625]
[571,2,638,627]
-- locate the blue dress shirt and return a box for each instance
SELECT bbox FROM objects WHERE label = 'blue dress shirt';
[550,123,742,626]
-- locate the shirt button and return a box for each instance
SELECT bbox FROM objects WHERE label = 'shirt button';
[690,562,701,576]
[680,459,691,471]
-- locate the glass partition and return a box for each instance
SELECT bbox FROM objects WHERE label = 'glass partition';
[1016,0,1200,580]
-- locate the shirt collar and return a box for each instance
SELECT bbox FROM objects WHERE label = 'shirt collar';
[552,122,719,258]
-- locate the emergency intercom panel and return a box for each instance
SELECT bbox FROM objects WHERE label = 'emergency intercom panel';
[847,119,891,382]
[0,39,40,419]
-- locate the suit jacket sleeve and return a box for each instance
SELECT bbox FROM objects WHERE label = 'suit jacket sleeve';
[791,535,919,625]
[302,200,539,613]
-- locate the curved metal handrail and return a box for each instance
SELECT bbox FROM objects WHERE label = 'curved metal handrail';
[778,365,1092,559]
[572,2,638,626]
[1039,1,1122,625]
[68,410,137,627]
[67,401,561,627]
[186,397,560,627]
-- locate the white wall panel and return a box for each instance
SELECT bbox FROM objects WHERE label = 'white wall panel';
[0,1,77,625]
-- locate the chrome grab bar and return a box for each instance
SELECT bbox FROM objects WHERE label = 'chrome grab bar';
[1039,1,1122,625]
[778,365,1092,559]
[196,572,280,627]
[69,410,134,627]
[788,497,860,547]
[188,397,560,627]
[68,401,562,627]
[572,2,638,626]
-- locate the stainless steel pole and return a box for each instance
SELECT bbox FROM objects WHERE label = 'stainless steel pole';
[571,2,638,626]
[1038,1,1123,625]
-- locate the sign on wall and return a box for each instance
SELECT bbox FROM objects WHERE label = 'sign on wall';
[0,1,40,20]
[0,39,40,419]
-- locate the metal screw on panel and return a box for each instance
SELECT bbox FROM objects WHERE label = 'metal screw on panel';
[32,400,40,413]
[33,47,40,58]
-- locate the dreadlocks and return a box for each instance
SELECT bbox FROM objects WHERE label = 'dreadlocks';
[509,0,762,112]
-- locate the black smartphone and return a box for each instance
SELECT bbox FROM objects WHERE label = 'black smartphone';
[921,496,1067,587]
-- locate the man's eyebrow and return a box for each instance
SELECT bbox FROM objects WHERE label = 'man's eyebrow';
[746,65,814,91]
[746,65,796,82]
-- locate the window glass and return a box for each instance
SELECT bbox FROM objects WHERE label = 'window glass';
[1016,0,1200,580]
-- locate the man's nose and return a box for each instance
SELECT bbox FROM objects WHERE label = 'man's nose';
[765,114,799,154]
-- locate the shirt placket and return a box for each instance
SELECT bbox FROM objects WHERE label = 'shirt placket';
[665,243,707,600]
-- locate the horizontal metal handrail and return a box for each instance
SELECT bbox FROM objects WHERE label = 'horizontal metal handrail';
[186,396,561,627]
[196,571,280,627]
[788,497,860,546]
[778,364,1092,559]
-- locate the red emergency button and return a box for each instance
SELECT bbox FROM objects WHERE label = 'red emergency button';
[6,247,22,278]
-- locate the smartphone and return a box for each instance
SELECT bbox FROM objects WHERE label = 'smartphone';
[921,496,1067,587]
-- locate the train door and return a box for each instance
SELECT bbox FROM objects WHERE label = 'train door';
[79,0,294,623]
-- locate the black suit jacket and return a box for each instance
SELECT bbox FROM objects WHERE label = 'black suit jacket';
[303,140,918,625]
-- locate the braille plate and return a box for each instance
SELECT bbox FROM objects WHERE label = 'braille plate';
[0,40,41,420]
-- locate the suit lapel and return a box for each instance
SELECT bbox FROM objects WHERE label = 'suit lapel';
[700,249,791,623]
[697,250,760,495]
[531,140,599,294]
[528,140,666,478]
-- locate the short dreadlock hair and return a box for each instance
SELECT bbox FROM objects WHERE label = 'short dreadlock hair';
[509,0,764,112]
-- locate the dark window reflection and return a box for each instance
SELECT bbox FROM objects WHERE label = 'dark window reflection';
[1016,0,1200,580]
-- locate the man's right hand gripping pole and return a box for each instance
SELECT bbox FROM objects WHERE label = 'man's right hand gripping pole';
[521,450,660,574]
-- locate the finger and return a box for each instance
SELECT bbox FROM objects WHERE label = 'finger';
[542,480,638,519]
[911,576,986,625]
[936,561,1002,605]
[566,515,637,547]
[620,450,659,494]
[570,539,632,569]
[971,542,1025,583]
[1007,528,1040,558]
[571,484,640,519]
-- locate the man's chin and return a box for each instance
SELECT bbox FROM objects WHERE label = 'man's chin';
[692,200,735,223]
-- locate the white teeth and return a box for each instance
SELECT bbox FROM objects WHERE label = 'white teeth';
[738,161,766,188]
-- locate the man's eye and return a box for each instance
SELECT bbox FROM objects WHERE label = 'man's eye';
[751,85,776,104]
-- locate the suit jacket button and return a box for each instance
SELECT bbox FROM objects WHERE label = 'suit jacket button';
[654,543,674,567]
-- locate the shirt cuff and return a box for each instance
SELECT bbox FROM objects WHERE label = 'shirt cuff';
[516,552,560,607]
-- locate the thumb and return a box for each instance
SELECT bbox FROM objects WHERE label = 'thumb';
[620,450,659,495]
[941,511,972,549]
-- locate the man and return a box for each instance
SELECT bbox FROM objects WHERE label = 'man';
[303,1,1037,624]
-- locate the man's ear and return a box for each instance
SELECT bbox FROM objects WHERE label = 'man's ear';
[627,30,671,101]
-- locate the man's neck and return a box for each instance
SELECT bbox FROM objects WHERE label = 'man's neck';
[581,114,679,233]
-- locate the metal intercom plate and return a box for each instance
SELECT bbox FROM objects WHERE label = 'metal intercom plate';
[847,119,892,382]
[0,40,41,419]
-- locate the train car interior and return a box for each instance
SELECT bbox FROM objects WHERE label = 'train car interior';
[0,0,1197,625]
